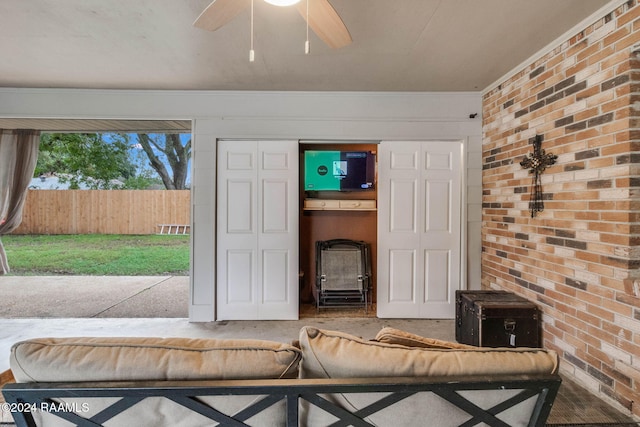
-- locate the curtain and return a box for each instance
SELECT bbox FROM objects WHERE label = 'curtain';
[0,129,40,275]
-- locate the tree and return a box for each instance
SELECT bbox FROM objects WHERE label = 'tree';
[36,133,137,189]
[135,133,191,190]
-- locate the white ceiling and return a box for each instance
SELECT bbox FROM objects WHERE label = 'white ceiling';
[0,0,612,92]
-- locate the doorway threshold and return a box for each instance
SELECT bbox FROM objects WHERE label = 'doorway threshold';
[299,303,376,319]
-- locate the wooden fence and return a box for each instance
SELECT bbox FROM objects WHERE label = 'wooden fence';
[13,190,191,235]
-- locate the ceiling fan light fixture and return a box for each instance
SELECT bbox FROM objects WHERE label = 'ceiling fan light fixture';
[264,0,301,6]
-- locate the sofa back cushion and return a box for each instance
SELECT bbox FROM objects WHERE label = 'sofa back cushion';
[298,326,559,426]
[300,327,557,378]
[11,336,301,382]
[10,337,301,427]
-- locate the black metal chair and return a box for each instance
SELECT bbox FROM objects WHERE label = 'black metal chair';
[315,239,372,312]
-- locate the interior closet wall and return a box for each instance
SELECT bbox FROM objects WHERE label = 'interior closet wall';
[299,143,378,304]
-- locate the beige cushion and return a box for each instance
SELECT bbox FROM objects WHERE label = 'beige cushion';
[10,337,302,427]
[374,327,476,349]
[11,336,301,382]
[300,326,558,378]
[298,326,559,426]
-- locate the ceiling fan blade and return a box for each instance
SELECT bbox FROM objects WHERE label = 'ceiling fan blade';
[296,0,352,49]
[193,0,251,32]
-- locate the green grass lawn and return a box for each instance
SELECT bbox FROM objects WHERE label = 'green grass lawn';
[2,234,189,276]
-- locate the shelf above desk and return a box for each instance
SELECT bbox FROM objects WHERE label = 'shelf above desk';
[304,199,377,211]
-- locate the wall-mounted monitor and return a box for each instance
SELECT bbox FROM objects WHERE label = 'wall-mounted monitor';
[304,150,375,191]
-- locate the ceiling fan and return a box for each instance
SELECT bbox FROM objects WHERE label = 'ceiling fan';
[193,0,352,49]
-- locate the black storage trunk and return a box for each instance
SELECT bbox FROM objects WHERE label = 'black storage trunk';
[456,290,540,348]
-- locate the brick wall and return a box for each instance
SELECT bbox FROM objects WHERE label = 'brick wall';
[482,0,640,417]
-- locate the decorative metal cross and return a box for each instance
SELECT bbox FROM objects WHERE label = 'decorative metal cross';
[520,135,557,218]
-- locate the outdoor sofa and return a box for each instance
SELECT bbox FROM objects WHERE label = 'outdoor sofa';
[2,326,561,427]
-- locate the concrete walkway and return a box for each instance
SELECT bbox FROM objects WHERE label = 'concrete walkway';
[0,276,188,318]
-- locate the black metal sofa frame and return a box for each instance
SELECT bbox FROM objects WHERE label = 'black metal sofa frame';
[2,373,561,427]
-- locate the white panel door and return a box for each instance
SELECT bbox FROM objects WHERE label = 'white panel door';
[217,140,298,320]
[378,141,462,318]
[257,144,299,319]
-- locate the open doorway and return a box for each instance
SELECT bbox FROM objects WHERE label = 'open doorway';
[0,119,193,319]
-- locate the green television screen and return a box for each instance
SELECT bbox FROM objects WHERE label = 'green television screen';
[304,150,375,191]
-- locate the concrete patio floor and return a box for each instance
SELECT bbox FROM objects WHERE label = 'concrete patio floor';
[0,275,638,425]
[0,275,455,371]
